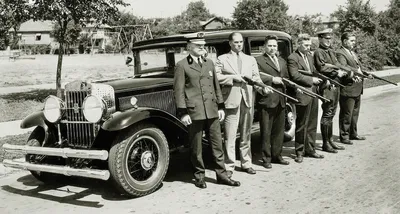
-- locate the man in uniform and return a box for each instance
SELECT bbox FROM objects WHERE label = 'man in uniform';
[313,28,354,153]
[173,35,240,189]
[336,32,367,145]
[215,32,272,177]
[287,34,324,163]
[256,35,290,168]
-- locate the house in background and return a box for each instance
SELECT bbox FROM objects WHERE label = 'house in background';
[317,16,340,29]
[9,20,58,53]
[199,17,227,30]
[80,23,113,53]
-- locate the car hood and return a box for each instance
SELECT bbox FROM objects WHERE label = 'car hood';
[103,77,173,93]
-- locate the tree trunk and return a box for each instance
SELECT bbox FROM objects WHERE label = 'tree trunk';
[56,42,64,98]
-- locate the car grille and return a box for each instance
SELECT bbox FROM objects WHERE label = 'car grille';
[63,91,96,148]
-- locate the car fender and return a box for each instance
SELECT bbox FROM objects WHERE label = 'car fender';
[20,111,48,130]
[102,107,186,132]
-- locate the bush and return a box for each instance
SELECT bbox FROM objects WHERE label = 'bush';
[353,31,387,70]
[22,44,51,55]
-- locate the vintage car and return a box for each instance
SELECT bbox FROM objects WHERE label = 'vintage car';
[2,29,295,197]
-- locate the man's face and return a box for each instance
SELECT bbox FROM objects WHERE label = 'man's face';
[188,43,205,57]
[298,40,311,54]
[229,34,244,53]
[319,34,332,47]
[265,39,278,56]
[343,36,356,50]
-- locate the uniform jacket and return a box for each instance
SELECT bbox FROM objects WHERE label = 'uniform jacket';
[336,46,363,97]
[287,49,316,106]
[215,51,262,109]
[173,55,224,120]
[255,54,289,108]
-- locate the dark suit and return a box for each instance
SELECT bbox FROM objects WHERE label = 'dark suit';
[173,55,227,180]
[336,47,363,141]
[287,50,319,156]
[255,54,288,163]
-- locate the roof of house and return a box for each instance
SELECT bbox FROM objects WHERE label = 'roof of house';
[199,17,225,27]
[12,20,54,32]
[319,16,339,24]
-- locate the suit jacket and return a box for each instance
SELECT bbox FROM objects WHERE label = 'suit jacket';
[336,47,363,97]
[215,51,262,109]
[287,49,316,106]
[255,54,289,108]
[173,55,224,120]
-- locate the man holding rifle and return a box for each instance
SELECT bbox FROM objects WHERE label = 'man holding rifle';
[215,32,272,177]
[287,34,325,163]
[255,35,291,168]
[336,32,368,144]
[314,28,353,153]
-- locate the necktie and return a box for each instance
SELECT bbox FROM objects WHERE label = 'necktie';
[273,56,280,71]
[197,57,202,67]
[303,55,311,71]
[237,53,242,73]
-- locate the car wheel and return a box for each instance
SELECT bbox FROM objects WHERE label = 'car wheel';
[25,127,66,183]
[108,123,169,197]
[284,102,296,142]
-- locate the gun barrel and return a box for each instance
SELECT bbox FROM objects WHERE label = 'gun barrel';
[298,70,345,88]
[282,78,330,103]
[366,72,398,86]
[242,76,299,103]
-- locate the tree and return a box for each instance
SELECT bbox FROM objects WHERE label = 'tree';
[51,21,81,55]
[0,0,30,49]
[333,0,378,35]
[378,0,400,66]
[29,0,128,97]
[181,1,213,30]
[233,0,290,31]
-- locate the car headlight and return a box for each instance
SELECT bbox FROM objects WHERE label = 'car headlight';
[43,95,63,123]
[83,95,107,123]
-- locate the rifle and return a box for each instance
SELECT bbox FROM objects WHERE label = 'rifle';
[241,76,299,103]
[362,71,398,86]
[282,78,330,103]
[298,69,345,88]
[324,63,398,86]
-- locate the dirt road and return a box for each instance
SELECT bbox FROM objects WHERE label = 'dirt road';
[0,86,399,214]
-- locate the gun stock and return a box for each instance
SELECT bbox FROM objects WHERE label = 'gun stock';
[242,76,299,103]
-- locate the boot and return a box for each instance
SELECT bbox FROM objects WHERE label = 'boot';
[321,123,337,153]
[328,123,345,150]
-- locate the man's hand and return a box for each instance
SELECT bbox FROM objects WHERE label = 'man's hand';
[272,77,284,85]
[233,75,246,83]
[337,69,347,78]
[180,114,192,126]
[296,88,304,94]
[312,77,322,85]
[262,86,274,95]
[352,76,362,83]
[218,110,225,122]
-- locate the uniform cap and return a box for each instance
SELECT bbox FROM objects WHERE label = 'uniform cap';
[188,38,206,45]
[316,28,333,37]
[185,32,206,45]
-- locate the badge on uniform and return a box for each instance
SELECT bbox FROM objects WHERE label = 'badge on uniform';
[209,71,213,77]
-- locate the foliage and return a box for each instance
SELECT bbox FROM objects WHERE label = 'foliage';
[29,0,128,97]
[333,0,378,35]
[378,0,400,66]
[180,1,213,30]
[0,0,30,49]
[51,20,82,51]
[353,31,386,70]
[22,44,52,55]
[233,0,290,31]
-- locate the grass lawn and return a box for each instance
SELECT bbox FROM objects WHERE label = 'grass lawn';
[0,133,30,162]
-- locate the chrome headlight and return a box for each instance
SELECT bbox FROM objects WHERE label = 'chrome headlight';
[82,95,107,123]
[43,95,63,123]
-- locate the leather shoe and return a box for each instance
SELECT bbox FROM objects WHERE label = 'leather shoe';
[340,139,353,145]
[294,155,303,163]
[262,162,272,169]
[330,141,345,150]
[226,170,233,178]
[242,167,256,174]
[350,135,366,140]
[194,179,207,189]
[217,177,241,187]
[272,158,290,165]
[322,146,338,153]
[305,152,324,159]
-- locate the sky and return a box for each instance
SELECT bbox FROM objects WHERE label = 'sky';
[123,0,391,18]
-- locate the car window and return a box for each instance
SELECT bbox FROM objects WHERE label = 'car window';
[249,39,291,59]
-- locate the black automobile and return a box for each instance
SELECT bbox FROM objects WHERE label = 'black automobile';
[2,29,296,197]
